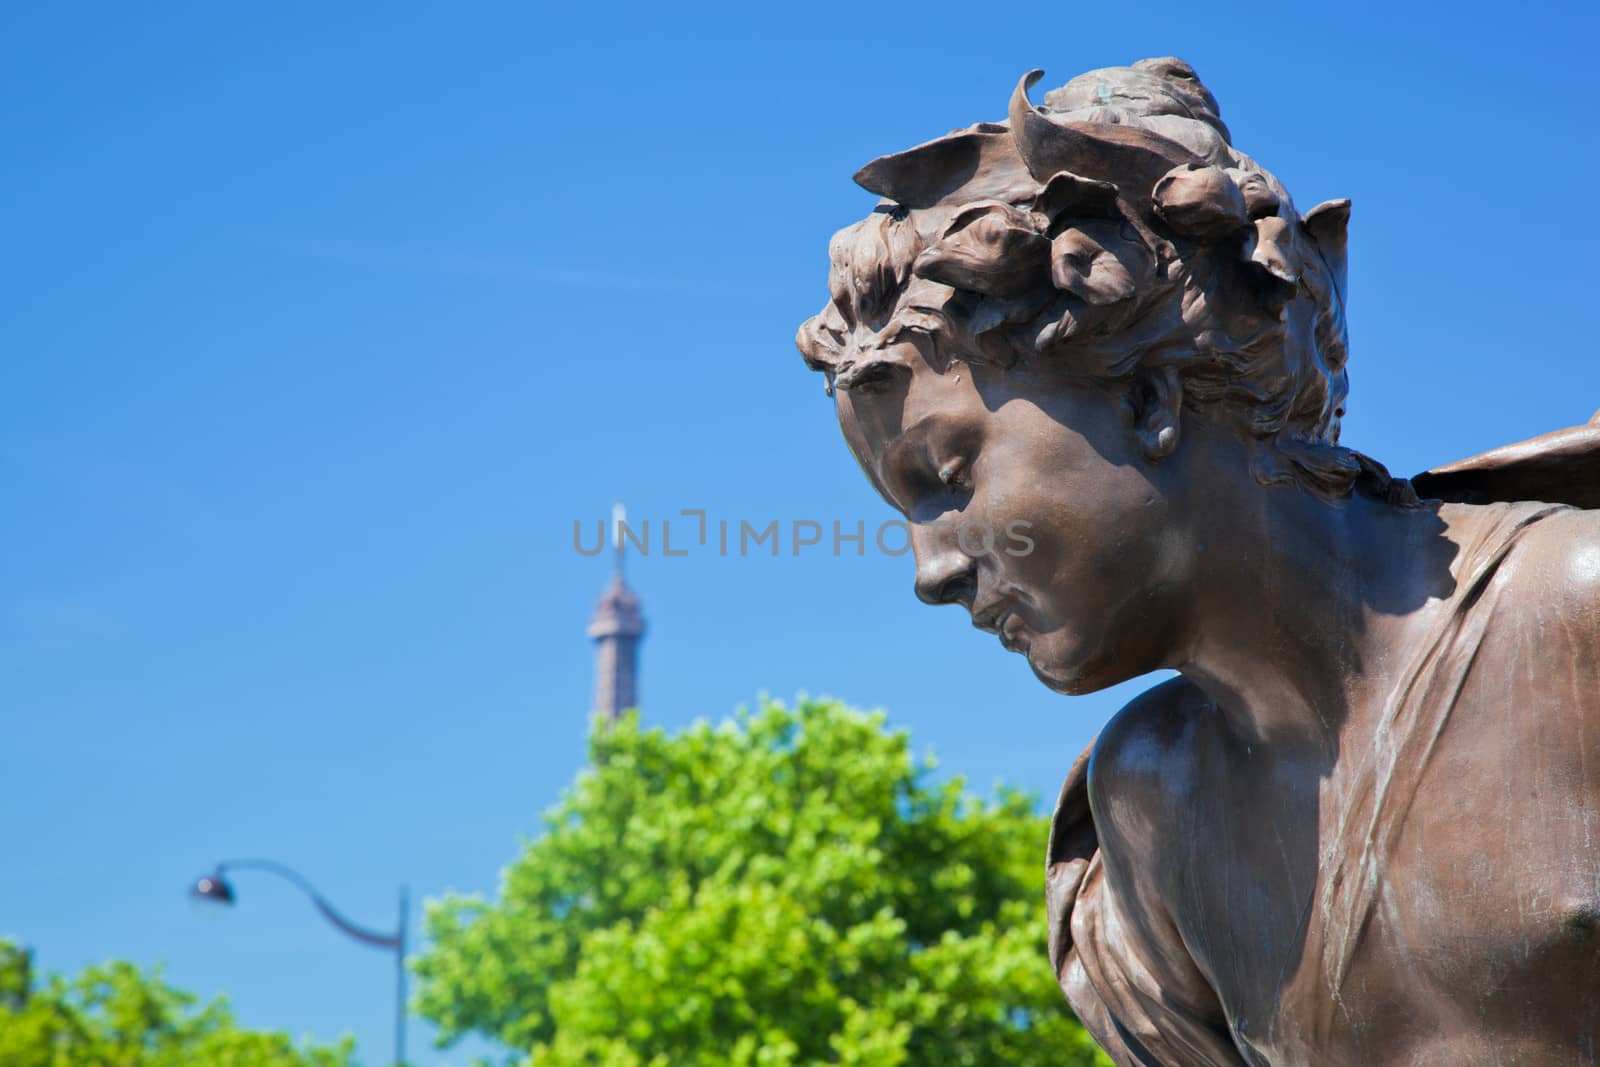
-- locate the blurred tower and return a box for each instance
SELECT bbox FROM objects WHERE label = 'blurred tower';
[588,504,645,723]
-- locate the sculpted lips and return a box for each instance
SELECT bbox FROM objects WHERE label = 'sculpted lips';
[973,600,1031,653]
[970,599,1009,634]
[998,612,1030,652]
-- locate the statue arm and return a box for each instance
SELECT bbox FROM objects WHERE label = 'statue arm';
[1057,945,1147,1065]
[1048,746,1145,1063]
[1050,720,1247,1066]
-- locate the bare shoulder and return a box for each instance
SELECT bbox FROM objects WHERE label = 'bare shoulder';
[1088,676,1215,868]
[1080,675,1239,1044]
[1501,507,1600,634]
[1537,507,1600,594]
[1090,675,1213,795]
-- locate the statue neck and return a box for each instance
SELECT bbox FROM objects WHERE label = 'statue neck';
[1172,470,1448,755]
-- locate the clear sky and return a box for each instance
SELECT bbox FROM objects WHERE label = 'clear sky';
[4,2,1597,1064]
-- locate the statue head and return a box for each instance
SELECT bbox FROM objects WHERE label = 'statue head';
[797,58,1401,694]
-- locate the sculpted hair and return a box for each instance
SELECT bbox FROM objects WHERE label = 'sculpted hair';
[797,58,1411,503]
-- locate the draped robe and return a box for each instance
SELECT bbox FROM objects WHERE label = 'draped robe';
[1048,484,1600,1064]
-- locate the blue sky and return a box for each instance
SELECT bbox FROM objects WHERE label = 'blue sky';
[3,2,1597,1063]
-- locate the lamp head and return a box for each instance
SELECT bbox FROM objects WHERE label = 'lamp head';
[190,871,235,905]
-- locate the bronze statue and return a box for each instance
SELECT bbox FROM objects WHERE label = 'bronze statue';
[796,57,1600,1065]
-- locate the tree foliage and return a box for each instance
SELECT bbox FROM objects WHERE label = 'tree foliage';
[414,698,1110,1066]
[0,942,356,1067]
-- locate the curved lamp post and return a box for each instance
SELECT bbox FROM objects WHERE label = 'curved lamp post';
[191,859,407,1066]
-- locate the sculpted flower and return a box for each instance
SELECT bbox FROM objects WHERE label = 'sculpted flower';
[1230,169,1282,219]
[1050,221,1154,306]
[1152,163,1249,241]
[912,202,1051,298]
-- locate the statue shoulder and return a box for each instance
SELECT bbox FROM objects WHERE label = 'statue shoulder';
[1504,507,1600,637]
[1047,677,1211,877]
[1048,679,1244,1066]
[1082,675,1230,916]
[1047,673,1218,947]
[1089,675,1214,824]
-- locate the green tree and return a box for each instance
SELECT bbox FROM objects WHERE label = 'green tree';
[415,698,1110,1067]
[0,942,356,1067]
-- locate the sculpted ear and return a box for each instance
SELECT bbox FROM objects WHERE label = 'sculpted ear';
[1132,365,1184,461]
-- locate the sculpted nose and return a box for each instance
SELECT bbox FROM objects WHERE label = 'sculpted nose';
[912,526,977,607]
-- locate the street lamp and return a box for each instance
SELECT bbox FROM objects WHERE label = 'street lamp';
[190,859,408,1067]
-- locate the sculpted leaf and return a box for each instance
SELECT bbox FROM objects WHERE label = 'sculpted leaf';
[1035,171,1122,224]
[1244,214,1302,285]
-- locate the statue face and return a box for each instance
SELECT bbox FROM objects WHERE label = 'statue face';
[836,350,1189,695]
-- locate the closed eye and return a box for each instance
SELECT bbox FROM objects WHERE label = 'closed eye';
[879,415,982,517]
[909,455,977,522]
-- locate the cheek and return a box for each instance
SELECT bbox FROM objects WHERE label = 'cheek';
[981,431,1158,543]
[835,419,893,509]
[978,440,1168,607]
[836,406,873,474]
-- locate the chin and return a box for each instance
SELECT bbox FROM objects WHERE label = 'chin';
[1025,630,1146,695]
